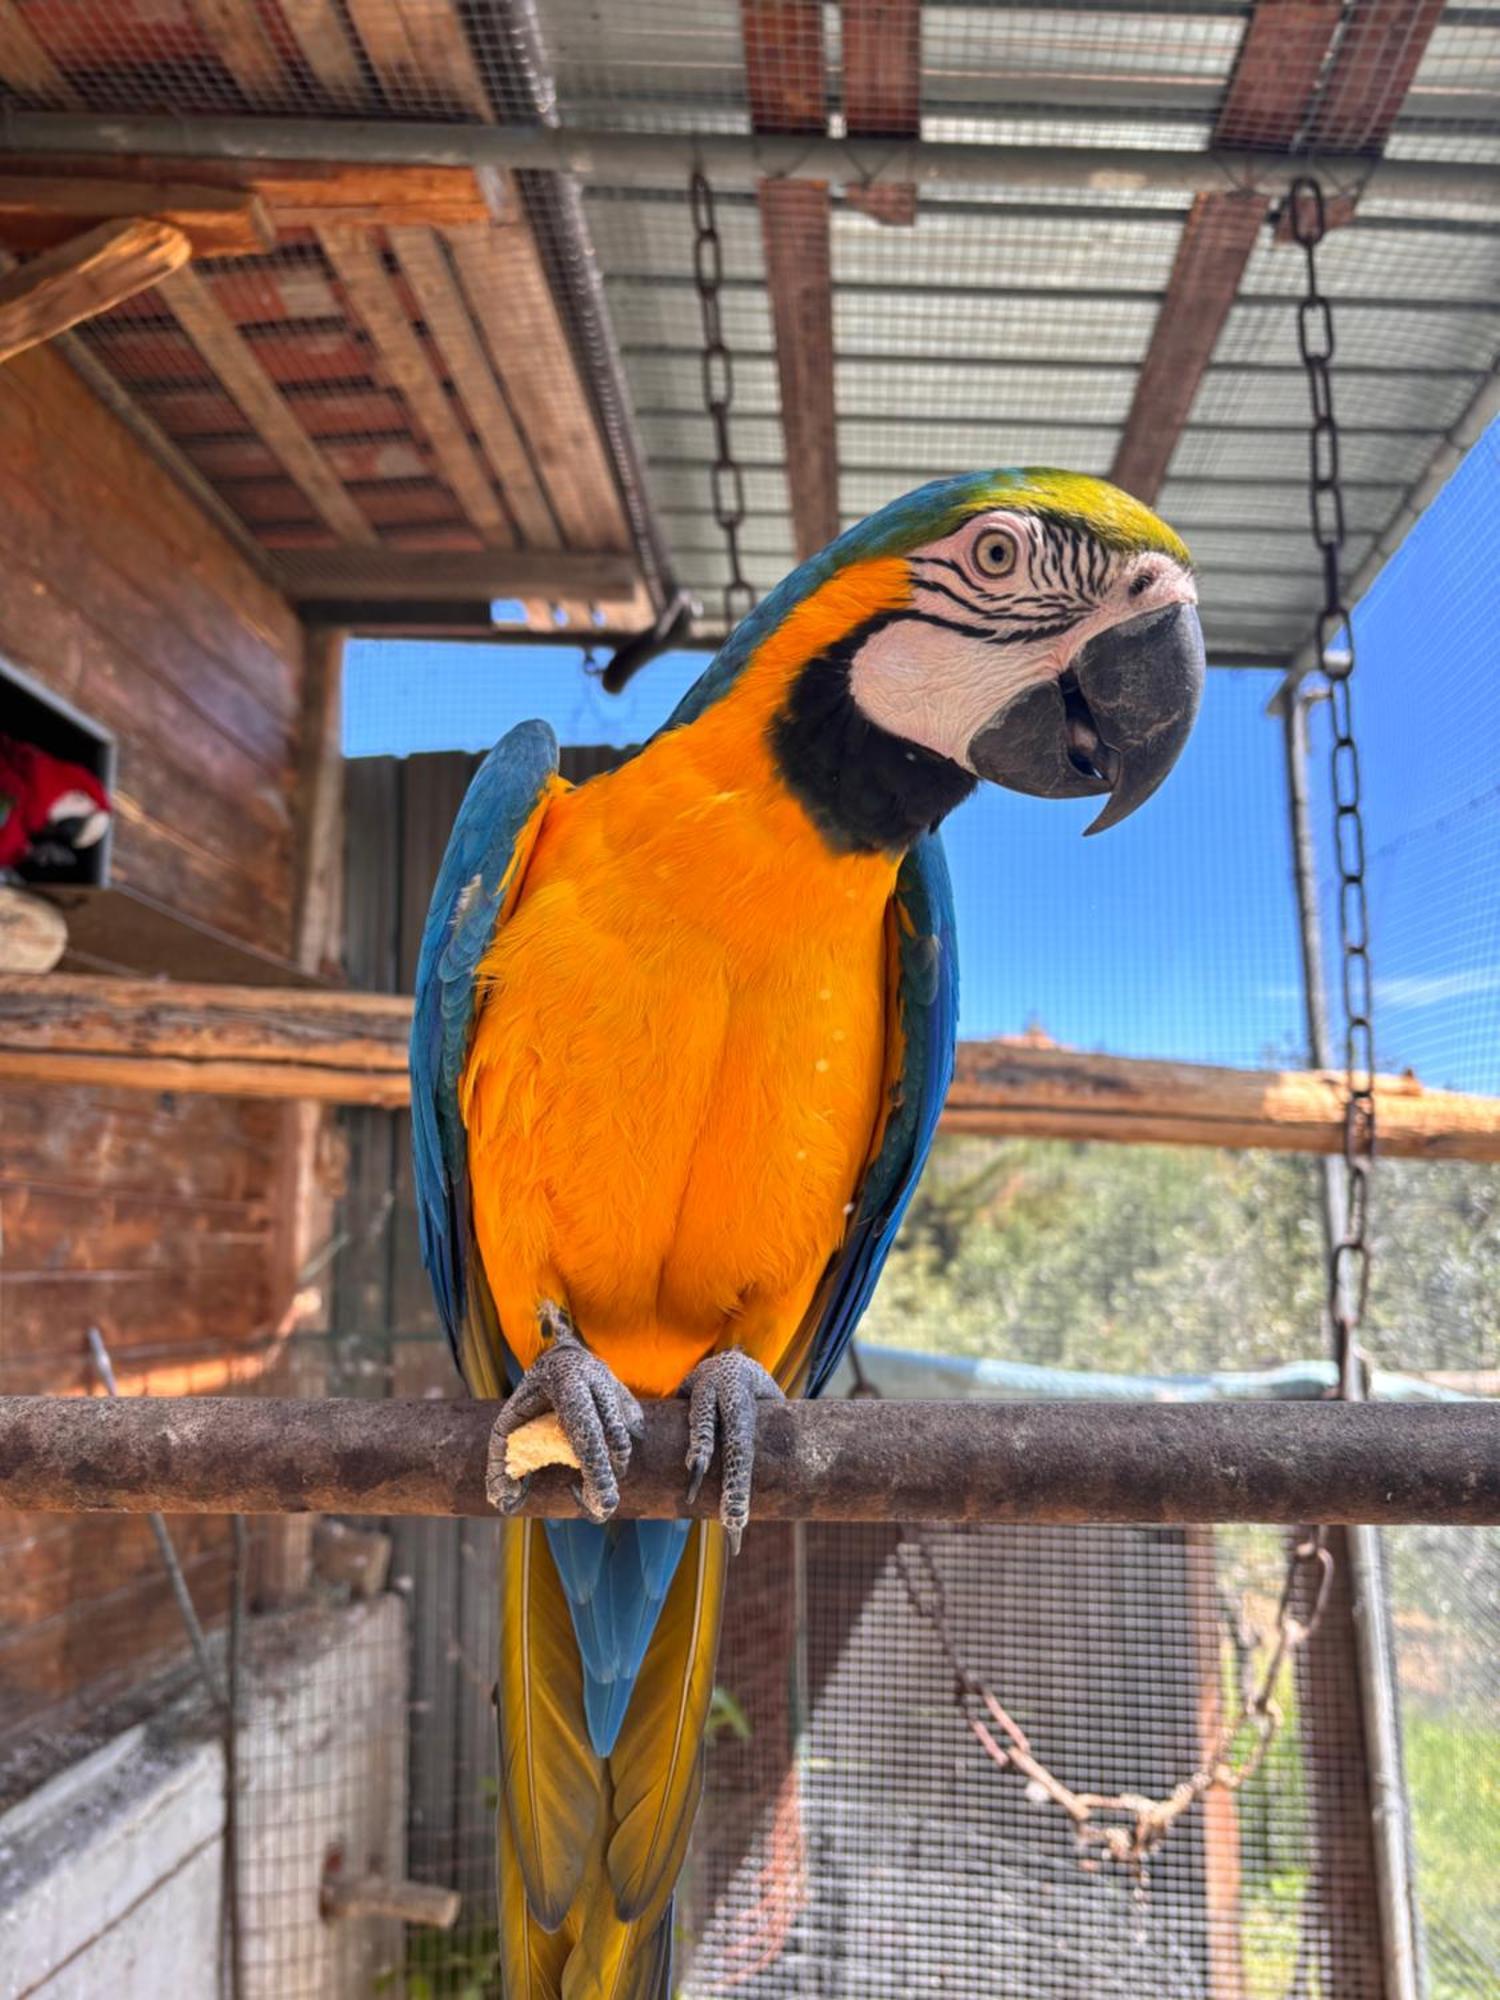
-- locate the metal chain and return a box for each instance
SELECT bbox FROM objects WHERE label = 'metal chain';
[689,170,756,631]
[1290,176,1377,1398]
[851,1351,1335,1884]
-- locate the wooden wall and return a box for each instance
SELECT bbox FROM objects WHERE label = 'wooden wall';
[0,340,312,1769]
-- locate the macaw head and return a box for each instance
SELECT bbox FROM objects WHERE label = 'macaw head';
[700,468,1204,852]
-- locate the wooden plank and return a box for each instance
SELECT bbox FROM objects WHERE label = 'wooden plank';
[0,220,191,365]
[344,0,490,118]
[758,180,839,557]
[1216,0,1344,149]
[1292,1530,1386,2000]
[274,545,640,602]
[1314,0,1446,152]
[842,0,921,226]
[446,223,629,552]
[1108,194,1265,503]
[188,0,289,112]
[1112,0,1439,505]
[0,176,272,257]
[742,1,840,559]
[741,0,828,130]
[6,984,1500,1164]
[1183,1528,1246,2000]
[0,336,305,665]
[0,2,85,108]
[156,259,376,544]
[338,2,631,557]
[277,0,370,102]
[5,153,493,230]
[387,225,561,548]
[184,435,428,483]
[1110,0,1344,503]
[317,223,510,542]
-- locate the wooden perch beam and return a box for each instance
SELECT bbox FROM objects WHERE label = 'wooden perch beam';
[1,1396,1495,1525]
[3,976,1500,1161]
[0,175,272,256]
[0,218,191,362]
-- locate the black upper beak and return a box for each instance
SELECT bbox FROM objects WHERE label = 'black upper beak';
[966,601,1205,834]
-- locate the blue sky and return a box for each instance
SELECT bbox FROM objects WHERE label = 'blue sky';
[345,425,1500,1091]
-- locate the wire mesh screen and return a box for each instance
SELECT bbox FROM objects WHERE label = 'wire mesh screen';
[164,1329,1465,2000]
[0,2,1495,659]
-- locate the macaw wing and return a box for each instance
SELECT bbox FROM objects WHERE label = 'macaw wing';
[409,719,561,1393]
[799,830,959,1399]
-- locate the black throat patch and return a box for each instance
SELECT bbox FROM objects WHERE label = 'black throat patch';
[769,618,977,854]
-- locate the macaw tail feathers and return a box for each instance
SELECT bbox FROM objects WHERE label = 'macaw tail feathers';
[497,1517,729,1999]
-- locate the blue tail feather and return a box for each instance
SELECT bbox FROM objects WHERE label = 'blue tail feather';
[544,1518,692,1757]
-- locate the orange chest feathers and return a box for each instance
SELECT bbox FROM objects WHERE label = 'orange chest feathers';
[459,723,902,1397]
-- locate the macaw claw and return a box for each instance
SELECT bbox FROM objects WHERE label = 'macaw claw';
[680,1350,785,1554]
[484,1305,645,1523]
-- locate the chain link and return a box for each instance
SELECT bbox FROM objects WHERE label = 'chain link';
[853,1352,1335,1885]
[1289,177,1377,1395]
[690,171,756,631]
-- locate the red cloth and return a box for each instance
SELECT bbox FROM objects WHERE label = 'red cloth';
[0,735,111,868]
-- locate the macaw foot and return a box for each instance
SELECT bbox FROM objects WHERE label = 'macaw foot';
[680,1350,785,1555]
[485,1302,645,1524]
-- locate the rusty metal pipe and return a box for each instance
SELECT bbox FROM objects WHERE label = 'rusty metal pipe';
[0,1397,1495,1525]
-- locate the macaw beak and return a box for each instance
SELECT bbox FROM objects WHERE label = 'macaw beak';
[966,601,1205,834]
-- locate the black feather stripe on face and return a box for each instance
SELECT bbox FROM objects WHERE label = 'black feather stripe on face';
[769,617,977,854]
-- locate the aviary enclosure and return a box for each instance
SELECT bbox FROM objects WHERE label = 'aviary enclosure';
[0,5,1496,1999]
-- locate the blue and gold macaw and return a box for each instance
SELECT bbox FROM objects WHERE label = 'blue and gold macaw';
[412,469,1203,1996]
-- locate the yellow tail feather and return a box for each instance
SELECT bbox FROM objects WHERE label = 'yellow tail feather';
[496,1519,729,1999]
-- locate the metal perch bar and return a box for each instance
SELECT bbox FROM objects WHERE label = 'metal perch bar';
[0,1397,1495,1526]
[8,114,1500,209]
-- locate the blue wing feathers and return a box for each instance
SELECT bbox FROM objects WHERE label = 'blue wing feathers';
[410,719,560,1375]
[803,831,959,1398]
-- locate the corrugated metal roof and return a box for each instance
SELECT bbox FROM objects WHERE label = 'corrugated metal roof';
[0,1,1496,661]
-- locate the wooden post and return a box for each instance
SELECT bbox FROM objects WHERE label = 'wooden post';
[259,627,348,1611]
[1183,1527,1246,2000]
[0,218,191,363]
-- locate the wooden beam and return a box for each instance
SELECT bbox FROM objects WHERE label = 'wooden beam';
[1315,0,1446,153]
[1215,0,1345,151]
[0,2,84,107]
[1112,0,1442,505]
[386,224,561,549]
[1111,0,1342,502]
[0,174,273,256]
[758,180,839,557]
[4,978,1499,1164]
[274,0,370,104]
[0,219,191,364]
[0,154,494,230]
[741,1,840,559]
[318,222,510,544]
[188,0,289,111]
[343,0,491,120]
[842,0,921,227]
[157,260,377,545]
[445,223,629,553]
[1108,193,1266,503]
[274,547,640,603]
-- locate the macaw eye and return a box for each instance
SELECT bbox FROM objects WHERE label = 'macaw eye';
[972,528,1019,579]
